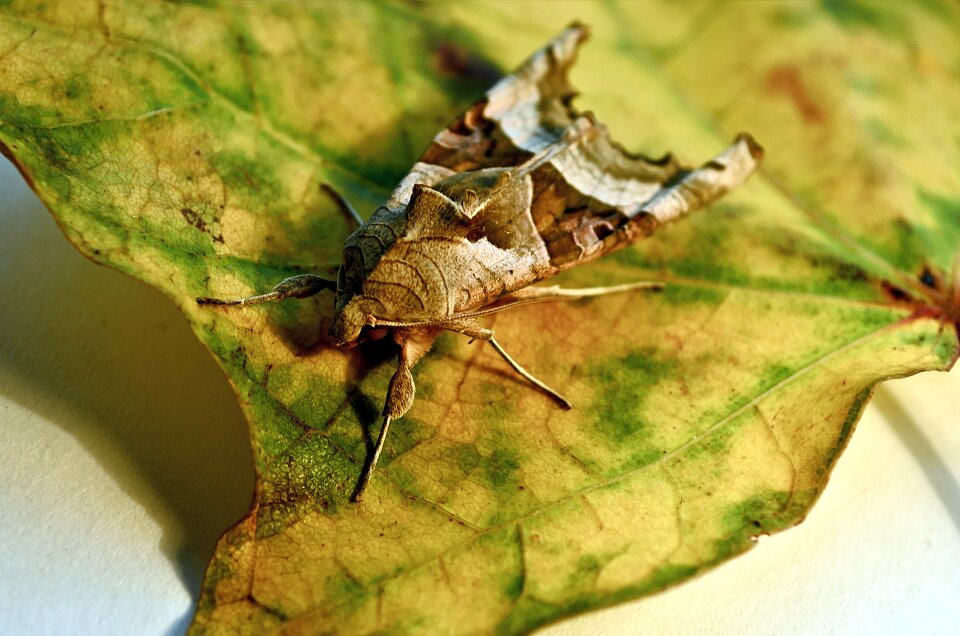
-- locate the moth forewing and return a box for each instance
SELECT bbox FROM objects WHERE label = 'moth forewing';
[197,23,763,501]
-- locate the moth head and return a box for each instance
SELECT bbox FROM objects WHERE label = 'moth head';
[329,297,368,347]
[329,246,370,346]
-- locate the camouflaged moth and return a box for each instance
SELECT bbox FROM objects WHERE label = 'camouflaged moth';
[198,23,763,500]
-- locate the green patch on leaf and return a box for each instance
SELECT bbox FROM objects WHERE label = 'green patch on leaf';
[821,0,911,41]
[585,346,678,444]
[864,117,908,147]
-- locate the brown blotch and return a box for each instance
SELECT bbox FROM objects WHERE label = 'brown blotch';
[180,207,224,243]
[419,114,524,173]
[544,233,582,267]
[591,220,616,241]
[881,280,912,303]
[765,64,825,125]
[433,41,503,85]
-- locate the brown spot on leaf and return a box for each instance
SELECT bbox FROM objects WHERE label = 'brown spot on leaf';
[180,207,224,243]
[433,40,502,85]
[881,281,912,303]
[96,0,111,39]
[765,65,825,124]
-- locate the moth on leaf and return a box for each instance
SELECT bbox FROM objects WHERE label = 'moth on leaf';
[198,23,763,500]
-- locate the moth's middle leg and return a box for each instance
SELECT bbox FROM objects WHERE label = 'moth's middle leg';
[442,319,573,410]
[427,281,662,408]
[487,337,573,410]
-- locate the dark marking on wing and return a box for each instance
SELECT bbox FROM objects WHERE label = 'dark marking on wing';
[419,99,527,173]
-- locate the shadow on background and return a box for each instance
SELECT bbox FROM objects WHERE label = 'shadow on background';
[874,385,960,536]
[0,159,255,625]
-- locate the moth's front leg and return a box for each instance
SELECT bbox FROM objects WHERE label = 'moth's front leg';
[353,328,436,501]
[197,183,360,308]
[196,274,336,307]
[352,350,410,502]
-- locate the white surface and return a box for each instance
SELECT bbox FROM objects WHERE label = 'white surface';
[1,156,958,635]
[0,158,255,635]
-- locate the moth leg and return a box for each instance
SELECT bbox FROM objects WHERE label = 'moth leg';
[450,281,664,320]
[321,182,365,227]
[508,281,664,301]
[196,274,336,307]
[438,317,494,341]
[441,319,572,409]
[472,282,659,407]
[353,329,436,502]
[487,337,573,410]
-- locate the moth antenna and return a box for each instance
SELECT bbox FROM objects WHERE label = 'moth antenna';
[366,280,663,328]
[453,281,664,318]
[366,316,425,328]
[321,183,365,227]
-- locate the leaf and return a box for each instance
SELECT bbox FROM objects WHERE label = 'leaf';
[0,1,957,634]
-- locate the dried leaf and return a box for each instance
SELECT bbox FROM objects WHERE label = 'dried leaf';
[0,1,956,634]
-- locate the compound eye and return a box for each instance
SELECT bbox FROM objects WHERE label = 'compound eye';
[339,245,365,296]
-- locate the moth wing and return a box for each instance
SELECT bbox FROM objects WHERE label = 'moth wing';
[418,23,763,272]
[349,24,762,320]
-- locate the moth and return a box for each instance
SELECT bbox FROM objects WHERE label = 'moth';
[198,24,763,500]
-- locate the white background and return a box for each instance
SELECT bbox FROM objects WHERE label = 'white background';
[1,156,958,635]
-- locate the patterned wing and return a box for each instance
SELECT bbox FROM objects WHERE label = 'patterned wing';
[414,23,763,273]
[346,24,763,323]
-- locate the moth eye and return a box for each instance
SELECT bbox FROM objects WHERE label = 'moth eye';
[339,245,365,295]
